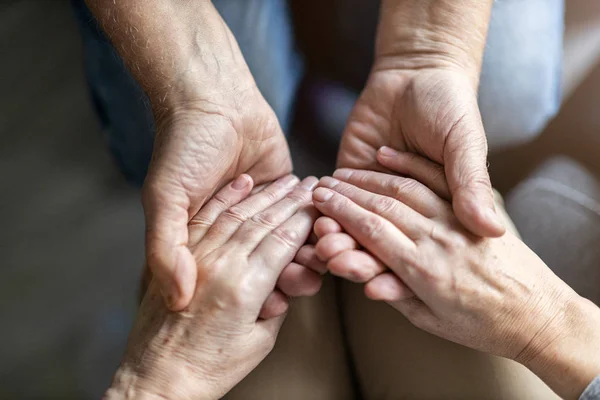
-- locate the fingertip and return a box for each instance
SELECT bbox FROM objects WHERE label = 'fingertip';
[313,187,334,203]
[315,232,357,261]
[314,216,343,238]
[162,248,197,311]
[364,273,413,302]
[259,290,290,320]
[231,174,254,190]
[453,194,506,238]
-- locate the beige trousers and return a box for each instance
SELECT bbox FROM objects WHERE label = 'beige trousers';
[224,196,559,400]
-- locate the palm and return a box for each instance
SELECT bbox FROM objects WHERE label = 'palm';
[146,103,292,219]
[338,69,483,173]
[142,94,292,310]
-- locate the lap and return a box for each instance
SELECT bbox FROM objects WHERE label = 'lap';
[223,275,355,400]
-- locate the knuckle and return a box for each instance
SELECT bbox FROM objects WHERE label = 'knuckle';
[359,215,384,240]
[222,206,248,224]
[251,211,279,228]
[272,227,301,248]
[372,196,398,215]
[210,193,230,210]
[391,178,421,199]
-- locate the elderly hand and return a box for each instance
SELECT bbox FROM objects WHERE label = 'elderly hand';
[312,151,579,365]
[338,0,504,238]
[143,91,293,311]
[105,175,320,400]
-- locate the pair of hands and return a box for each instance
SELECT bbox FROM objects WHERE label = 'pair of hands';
[145,66,506,313]
[109,150,579,400]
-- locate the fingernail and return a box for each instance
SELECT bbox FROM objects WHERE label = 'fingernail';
[332,169,352,180]
[231,174,251,190]
[278,174,300,188]
[300,176,319,190]
[378,146,398,157]
[313,188,333,202]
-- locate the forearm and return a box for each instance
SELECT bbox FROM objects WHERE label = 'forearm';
[85,0,254,114]
[375,0,493,84]
[520,295,600,399]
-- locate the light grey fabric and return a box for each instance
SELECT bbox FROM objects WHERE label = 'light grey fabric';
[580,376,600,400]
[506,157,600,305]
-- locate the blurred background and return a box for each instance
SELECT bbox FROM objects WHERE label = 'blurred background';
[1,0,600,398]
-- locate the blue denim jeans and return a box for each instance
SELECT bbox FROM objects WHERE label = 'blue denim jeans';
[72,0,564,186]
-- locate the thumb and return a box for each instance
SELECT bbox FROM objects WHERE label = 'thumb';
[142,187,197,311]
[444,111,505,238]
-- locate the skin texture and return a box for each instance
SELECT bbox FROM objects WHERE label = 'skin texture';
[85,0,295,311]
[105,175,321,400]
[338,0,505,238]
[314,149,600,400]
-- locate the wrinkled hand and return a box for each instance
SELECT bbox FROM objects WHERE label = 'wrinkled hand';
[338,67,505,237]
[143,87,293,310]
[106,175,320,400]
[311,152,577,363]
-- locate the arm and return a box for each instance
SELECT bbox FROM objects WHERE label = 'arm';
[520,296,600,399]
[84,0,253,114]
[84,0,294,311]
[375,0,493,85]
[313,150,600,400]
[337,0,503,238]
[103,175,320,399]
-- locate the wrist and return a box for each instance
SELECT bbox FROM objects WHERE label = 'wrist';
[373,0,493,86]
[518,293,600,399]
[86,0,256,115]
[105,357,218,400]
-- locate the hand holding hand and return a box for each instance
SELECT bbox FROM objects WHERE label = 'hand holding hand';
[106,175,320,400]
[313,150,577,364]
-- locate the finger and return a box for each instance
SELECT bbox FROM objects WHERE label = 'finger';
[443,111,505,237]
[294,244,328,274]
[386,297,436,332]
[251,207,320,292]
[188,175,254,245]
[314,216,344,239]
[230,177,318,251]
[143,188,197,311]
[327,249,386,283]
[259,289,289,320]
[376,147,451,200]
[312,188,417,277]
[276,262,323,297]
[201,174,299,250]
[318,177,433,240]
[314,232,358,261]
[364,272,415,302]
[330,169,450,219]
[250,182,270,195]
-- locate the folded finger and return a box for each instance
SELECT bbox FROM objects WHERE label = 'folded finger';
[294,245,328,274]
[314,216,344,239]
[327,249,386,283]
[312,188,417,276]
[276,262,323,297]
[364,272,415,302]
[315,232,358,261]
[259,289,289,320]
